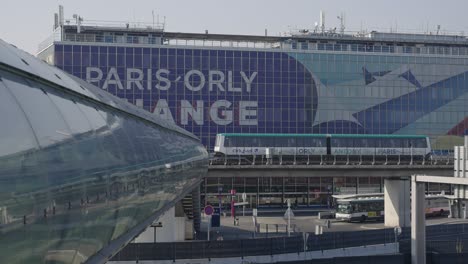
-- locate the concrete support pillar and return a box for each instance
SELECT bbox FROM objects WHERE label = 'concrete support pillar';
[384,178,410,227]
[411,176,426,264]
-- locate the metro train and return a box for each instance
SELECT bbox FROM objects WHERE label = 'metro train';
[213,133,431,164]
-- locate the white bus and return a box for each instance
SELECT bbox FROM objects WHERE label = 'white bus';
[334,193,450,222]
[425,195,450,217]
[334,194,384,222]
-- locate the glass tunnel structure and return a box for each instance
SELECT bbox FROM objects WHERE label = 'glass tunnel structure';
[0,39,208,263]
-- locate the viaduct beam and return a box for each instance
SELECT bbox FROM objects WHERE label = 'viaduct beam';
[207,165,453,178]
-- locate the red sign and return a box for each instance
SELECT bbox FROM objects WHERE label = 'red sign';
[204,205,214,216]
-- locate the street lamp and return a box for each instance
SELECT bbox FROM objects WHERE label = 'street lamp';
[150,222,163,243]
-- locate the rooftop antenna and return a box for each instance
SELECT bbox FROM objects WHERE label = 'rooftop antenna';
[436,25,441,35]
[314,22,319,33]
[337,12,345,35]
[152,10,155,29]
[320,10,325,33]
[54,13,59,30]
[58,5,64,26]
[73,14,83,33]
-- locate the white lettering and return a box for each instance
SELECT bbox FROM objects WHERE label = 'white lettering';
[240,72,257,93]
[181,100,204,125]
[239,101,258,125]
[153,99,175,123]
[227,71,242,92]
[126,68,144,90]
[86,67,103,85]
[184,70,205,92]
[155,69,171,90]
[135,99,144,108]
[210,100,233,125]
[209,70,225,92]
[90,68,258,93]
[147,68,152,90]
[103,67,124,90]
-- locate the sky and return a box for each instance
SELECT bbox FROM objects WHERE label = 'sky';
[1,0,467,54]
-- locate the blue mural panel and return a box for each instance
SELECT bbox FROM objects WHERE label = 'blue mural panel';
[57,45,318,149]
[55,43,468,150]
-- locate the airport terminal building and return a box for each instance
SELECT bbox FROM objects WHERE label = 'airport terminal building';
[37,11,464,206]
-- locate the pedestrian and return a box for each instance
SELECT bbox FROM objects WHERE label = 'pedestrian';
[216,231,224,241]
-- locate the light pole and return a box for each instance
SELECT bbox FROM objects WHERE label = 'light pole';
[394,226,401,253]
[151,222,163,243]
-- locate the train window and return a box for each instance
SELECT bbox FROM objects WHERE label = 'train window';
[224,137,231,147]
[228,137,237,147]
[381,138,393,148]
[332,138,348,147]
[374,138,382,148]
[276,137,285,147]
[287,138,295,147]
[341,138,348,147]
[310,138,319,147]
[402,139,410,148]
[331,138,339,147]
[257,137,265,147]
[311,138,326,147]
[251,137,259,147]
[415,138,427,148]
[234,137,240,147]
[296,137,304,147]
[356,138,368,148]
[232,137,239,147]
[245,137,255,147]
[266,137,275,147]
[395,139,401,148]
[339,138,348,147]
[318,138,326,147]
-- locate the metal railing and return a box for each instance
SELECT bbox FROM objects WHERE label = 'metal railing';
[210,153,454,166]
[111,223,468,261]
[112,236,303,261]
[39,28,468,58]
[112,223,468,261]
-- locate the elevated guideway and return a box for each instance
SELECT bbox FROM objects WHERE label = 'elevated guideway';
[207,162,454,229]
[208,164,453,178]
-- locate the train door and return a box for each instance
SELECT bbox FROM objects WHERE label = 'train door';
[326,136,331,155]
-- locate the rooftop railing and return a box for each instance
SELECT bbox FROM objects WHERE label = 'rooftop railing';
[37,21,468,57]
[39,31,468,58]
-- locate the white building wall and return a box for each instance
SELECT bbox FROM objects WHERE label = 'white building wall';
[134,207,187,243]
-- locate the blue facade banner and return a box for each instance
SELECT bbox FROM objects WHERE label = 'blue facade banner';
[55,44,468,150]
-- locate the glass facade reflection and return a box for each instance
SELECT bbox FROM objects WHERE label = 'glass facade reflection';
[0,39,208,263]
[39,27,468,152]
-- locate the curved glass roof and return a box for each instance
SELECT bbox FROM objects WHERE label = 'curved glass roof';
[0,39,208,264]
